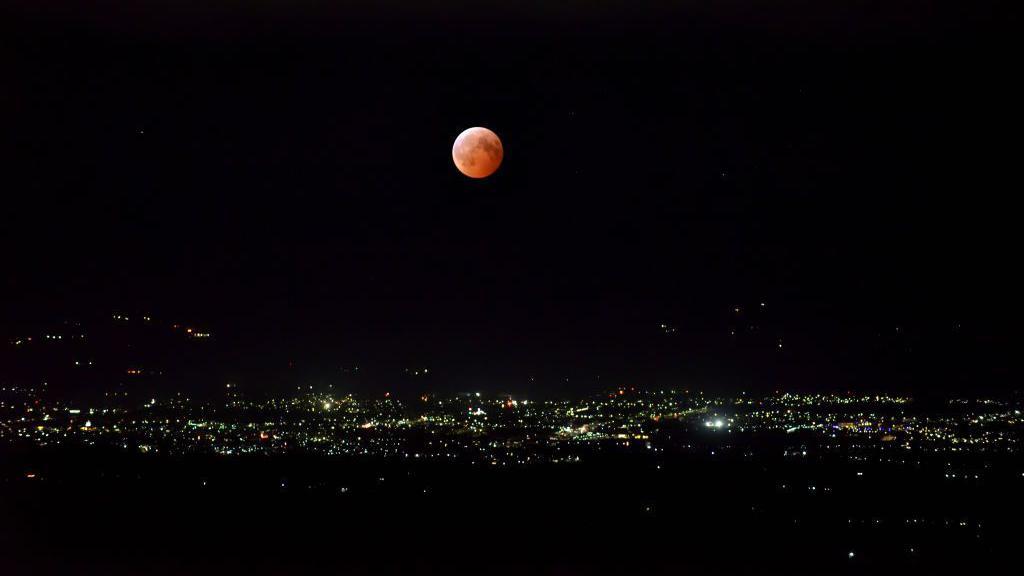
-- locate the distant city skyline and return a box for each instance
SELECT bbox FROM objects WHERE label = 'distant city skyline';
[4,3,1020,573]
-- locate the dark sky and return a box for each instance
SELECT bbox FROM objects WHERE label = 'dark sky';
[2,2,1019,396]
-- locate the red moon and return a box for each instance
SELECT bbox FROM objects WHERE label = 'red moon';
[452,127,503,178]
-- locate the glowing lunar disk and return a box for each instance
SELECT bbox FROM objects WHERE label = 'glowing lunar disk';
[452,127,503,178]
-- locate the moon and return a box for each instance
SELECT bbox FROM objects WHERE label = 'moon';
[452,127,503,178]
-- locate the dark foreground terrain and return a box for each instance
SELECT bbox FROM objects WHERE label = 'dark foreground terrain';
[4,441,1023,575]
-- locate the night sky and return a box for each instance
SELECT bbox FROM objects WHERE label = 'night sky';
[2,2,1018,396]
